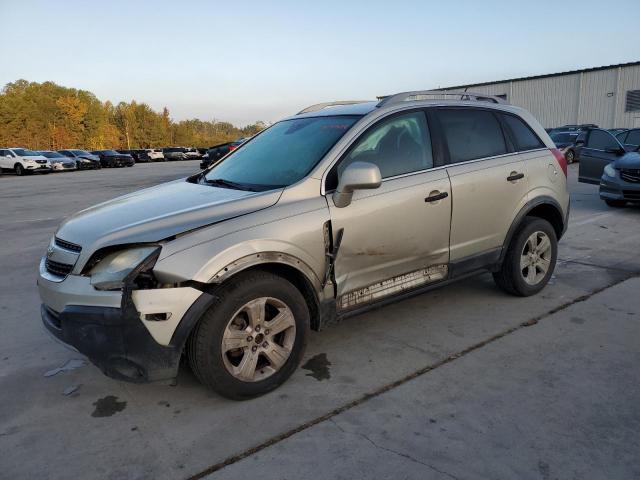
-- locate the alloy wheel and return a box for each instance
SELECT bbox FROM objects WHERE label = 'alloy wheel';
[221,297,296,382]
[520,231,552,285]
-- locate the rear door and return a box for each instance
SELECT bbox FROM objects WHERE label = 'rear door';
[578,129,623,184]
[436,107,534,265]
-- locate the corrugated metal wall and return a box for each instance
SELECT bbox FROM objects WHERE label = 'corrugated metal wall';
[440,64,640,129]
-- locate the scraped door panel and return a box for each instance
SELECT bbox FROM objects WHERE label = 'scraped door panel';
[329,169,451,307]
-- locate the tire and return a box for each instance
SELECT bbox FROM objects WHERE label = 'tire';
[14,164,24,176]
[493,217,558,297]
[187,270,310,400]
[605,199,626,208]
[565,149,575,164]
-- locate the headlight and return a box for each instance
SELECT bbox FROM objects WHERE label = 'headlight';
[88,246,160,290]
[603,164,616,178]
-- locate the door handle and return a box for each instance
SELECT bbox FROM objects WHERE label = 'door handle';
[507,172,525,182]
[425,191,448,203]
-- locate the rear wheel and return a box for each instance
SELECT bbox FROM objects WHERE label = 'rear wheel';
[493,217,558,296]
[565,149,575,164]
[187,271,309,400]
[605,199,626,208]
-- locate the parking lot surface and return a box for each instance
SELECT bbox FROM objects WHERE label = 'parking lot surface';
[1,162,639,479]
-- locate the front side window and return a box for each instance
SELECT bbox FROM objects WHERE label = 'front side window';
[626,129,640,146]
[337,111,433,180]
[204,115,360,190]
[586,130,621,150]
[437,108,507,163]
[501,114,544,151]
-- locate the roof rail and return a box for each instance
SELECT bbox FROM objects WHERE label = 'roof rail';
[377,90,508,107]
[297,100,371,115]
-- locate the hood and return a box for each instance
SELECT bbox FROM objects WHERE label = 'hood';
[56,179,283,254]
[79,154,100,161]
[614,152,640,169]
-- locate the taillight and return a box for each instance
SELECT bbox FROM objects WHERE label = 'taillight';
[550,148,567,178]
[228,145,238,152]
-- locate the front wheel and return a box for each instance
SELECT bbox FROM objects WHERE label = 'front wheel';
[14,164,24,176]
[187,271,309,400]
[493,217,558,297]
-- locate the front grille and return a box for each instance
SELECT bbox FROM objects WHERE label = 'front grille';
[35,159,47,164]
[45,258,73,277]
[623,190,640,201]
[620,169,640,183]
[54,237,82,252]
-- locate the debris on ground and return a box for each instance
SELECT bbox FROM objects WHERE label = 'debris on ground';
[43,359,87,377]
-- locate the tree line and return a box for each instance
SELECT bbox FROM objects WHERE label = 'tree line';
[0,80,266,150]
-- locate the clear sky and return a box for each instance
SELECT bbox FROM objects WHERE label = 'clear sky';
[1,0,638,126]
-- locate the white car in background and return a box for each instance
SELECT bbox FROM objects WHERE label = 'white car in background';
[0,148,52,175]
[148,149,165,161]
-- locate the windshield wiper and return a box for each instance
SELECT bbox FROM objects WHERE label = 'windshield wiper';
[203,177,258,191]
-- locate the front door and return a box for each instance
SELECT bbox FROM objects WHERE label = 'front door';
[578,129,623,184]
[327,110,451,310]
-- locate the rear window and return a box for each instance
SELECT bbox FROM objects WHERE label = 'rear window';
[501,114,545,151]
[437,109,507,163]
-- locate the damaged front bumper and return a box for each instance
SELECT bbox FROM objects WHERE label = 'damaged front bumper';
[38,262,213,383]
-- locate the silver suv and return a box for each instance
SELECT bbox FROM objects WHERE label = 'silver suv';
[38,92,569,399]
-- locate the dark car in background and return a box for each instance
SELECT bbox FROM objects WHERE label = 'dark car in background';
[549,131,581,163]
[548,123,598,135]
[162,147,187,161]
[578,128,640,207]
[117,149,152,162]
[200,138,247,169]
[58,149,101,169]
[90,150,135,168]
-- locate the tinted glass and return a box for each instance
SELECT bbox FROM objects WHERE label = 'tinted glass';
[586,130,620,150]
[626,129,640,146]
[205,115,359,189]
[13,148,40,156]
[550,132,578,143]
[502,114,544,151]
[338,111,432,179]
[42,151,65,158]
[70,150,90,155]
[438,109,507,163]
[616,131,628,143]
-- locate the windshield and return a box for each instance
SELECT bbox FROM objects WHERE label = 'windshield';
[550,132,578,143]
[42,151,65,158]
[70,150,90,155]
[13,148,40,156]
[204,115,360,190]
[101,150,119,155]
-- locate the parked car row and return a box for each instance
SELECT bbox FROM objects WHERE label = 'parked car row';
[0,145,221,177]
[200,138,247,169]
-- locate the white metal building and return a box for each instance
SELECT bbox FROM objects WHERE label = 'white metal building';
[437,62,640,129]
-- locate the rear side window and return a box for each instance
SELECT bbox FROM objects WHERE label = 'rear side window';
[437,109,507,163]
[338,111,433,179]
[626,129,640,146]
[501,114,544,151]
[586,129,620,150]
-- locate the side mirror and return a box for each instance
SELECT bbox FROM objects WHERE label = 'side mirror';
[332,161,382,208]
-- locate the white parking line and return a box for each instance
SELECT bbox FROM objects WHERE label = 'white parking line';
[569,212,614,227]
